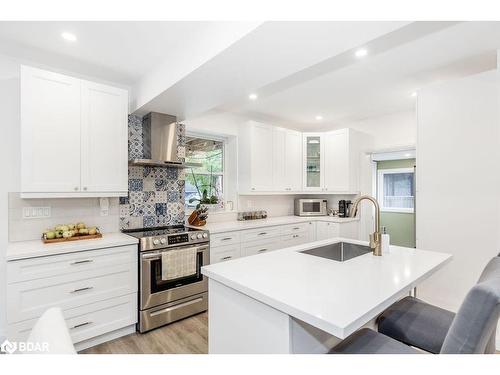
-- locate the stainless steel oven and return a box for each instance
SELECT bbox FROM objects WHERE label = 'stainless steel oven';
[294,198,328,216]
[139,243,209,332]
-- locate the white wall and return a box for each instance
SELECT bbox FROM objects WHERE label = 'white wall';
[0,53,20,340]
[416,70,500,348]
[340,110,416,151]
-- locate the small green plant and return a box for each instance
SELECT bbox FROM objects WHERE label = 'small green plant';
[188,167,219,209]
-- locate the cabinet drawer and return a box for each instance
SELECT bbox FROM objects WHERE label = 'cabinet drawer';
[280,223,309,235]
[210,232,240,248]
[7,263,137,323]
[281,232,310,248]
[241,238,281,257]
[211,245,241,264]
[7,245,137,283]
[8,293,137,343]
[241,226,281,242]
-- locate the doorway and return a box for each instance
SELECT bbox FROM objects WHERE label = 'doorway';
[372,151,416,248]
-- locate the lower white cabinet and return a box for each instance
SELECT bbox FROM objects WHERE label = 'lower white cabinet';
[6,245,138,346]
[316,222,340,241]
[209,220,358,264]
[242,238,282,257]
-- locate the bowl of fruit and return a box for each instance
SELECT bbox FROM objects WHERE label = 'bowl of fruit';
[42,223,101,243]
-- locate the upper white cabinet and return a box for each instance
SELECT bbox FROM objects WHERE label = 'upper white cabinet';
[303,129,363,193]
[303,133,323,191]
[272,127,302,192]
[238,121,274,192]
[81,81,128,193]
[21,66,128,198]
[239,122,302,193]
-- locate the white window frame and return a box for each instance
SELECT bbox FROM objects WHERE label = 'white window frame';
[184,132,226,210]
[377,167,415,213]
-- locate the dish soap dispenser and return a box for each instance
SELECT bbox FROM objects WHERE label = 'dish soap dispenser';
[381,226,390,254]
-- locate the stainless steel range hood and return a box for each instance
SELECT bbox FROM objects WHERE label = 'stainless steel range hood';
[129,112,185,168]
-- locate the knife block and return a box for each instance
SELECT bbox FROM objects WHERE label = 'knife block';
[188,210,207,227]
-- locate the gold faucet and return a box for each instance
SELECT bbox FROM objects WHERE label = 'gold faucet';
[350,195,382,256]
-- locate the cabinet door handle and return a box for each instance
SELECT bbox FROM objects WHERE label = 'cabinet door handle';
[71,321,92,329]
[293,227,300,230]
[221,256,233,261]
[74,187,79,191]
[293,234,299,238]
[221,237,233,241]
[83,187,88,191]
[70,259,94,265]
[258,249,268,253]
[258,232,267,236]
[70,286,93,294]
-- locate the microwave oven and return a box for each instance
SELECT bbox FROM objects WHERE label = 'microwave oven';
[294,199,327,216]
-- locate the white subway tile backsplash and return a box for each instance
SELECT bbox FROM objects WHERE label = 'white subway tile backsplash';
[8,192,120,242]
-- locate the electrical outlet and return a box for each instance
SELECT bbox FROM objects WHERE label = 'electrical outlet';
[99,198,109,217]
[22,207,51,219]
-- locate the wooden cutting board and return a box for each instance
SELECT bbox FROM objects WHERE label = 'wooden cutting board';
[42,233,102,244]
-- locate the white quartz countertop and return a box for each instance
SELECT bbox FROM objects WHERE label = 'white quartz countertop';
[202,238,452,339]
[6,232,139,261]
[189,215,359,234]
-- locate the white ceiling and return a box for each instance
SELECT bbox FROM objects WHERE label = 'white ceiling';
[0,21,256,84]
[1,21,500,129]
[222,22,500,129]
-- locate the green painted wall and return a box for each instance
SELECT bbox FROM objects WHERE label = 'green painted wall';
[377,159,416,248]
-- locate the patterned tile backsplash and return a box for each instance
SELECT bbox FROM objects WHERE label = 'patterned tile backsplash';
[119,115,186,230]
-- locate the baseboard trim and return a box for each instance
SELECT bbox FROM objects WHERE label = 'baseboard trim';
[75,324,136,352]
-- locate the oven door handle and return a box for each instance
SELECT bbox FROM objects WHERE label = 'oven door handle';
[141,244,208,261]
[142,252,162,260]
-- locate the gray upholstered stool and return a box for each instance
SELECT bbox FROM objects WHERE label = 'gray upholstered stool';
[330,257,500,354]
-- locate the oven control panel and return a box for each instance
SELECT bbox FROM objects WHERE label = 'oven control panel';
[168,233,189,245]
[139,229,210,251]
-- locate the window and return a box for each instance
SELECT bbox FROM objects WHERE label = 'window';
[185,136,224,209]
[377,168,414,213]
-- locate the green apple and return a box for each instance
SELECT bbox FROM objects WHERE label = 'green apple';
[88,227,97,235]
[79,228,89,235]
[77,222,86,230]
[55,230,64,238]
[45,231,55,240]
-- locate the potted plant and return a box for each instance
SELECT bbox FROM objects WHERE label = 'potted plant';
[188,167,221,211]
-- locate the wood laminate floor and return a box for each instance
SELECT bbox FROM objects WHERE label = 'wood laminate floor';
[80,311,500,354]
[80,312,208,354]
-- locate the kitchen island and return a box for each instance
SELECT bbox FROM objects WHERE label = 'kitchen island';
[201,238,451,354]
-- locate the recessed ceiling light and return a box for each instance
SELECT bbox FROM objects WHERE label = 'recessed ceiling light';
[61,32,77,42]
[315,115,323,121]
[248,93,258,101]
[355,48,368,58]
[404,153,411,157]
[411,91,418,97]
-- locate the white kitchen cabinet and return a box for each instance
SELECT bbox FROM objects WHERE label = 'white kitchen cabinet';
[323,130,350,192]
[20,65,128,198]
[273,127,302,192]
[6,244,137,347]
[303,129,365,193]
[303,133,324,191]
[238,121,274,192]
[307,221,317,241]
[21,66,82,194]
[81,81,128,193]
[316,221,340,241]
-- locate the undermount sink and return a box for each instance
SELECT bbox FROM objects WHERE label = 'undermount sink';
[300,242,372,262]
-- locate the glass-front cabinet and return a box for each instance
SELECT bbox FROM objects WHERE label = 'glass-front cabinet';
[303,134,323,190]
